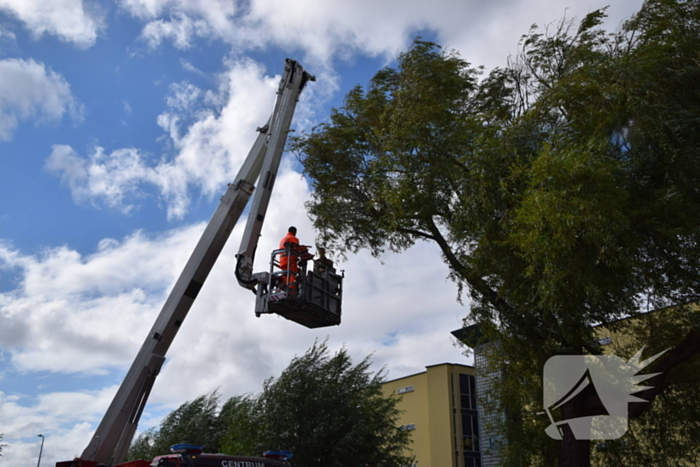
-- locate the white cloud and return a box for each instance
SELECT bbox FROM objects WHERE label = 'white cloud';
[0,226,201,373]
[46,58,282,220]
[0,58,82,142]
[180,58,206,76]
[46,0,645,221]
[140,11,211,50]
[46,144,161,215]
[0,388,117,437]
[6,159,468,378]
[164,81,202,111]
[1,158,469,462]
[0,0,101,48]
[120,0,235,24]
[122,0,235,51]
[122,0,644,70]
[3,157,469,467]
[0,389,116,467]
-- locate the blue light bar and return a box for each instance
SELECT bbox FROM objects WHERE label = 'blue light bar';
[170,444,203,454]
[263,450,293,461]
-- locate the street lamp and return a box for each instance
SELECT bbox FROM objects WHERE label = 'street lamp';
[37,434,45,467]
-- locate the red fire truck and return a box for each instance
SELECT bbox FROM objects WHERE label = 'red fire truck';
[115,445,292,467]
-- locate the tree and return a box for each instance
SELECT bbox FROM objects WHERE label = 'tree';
[292,1,700,465]
[218,394,263,456]
[128,391,225,461]
[0,433,5,457]
[218,340,413,467]
[129,342,413,467]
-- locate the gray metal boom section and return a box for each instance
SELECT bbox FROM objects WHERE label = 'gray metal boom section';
[237,61,314,284]
[80,59,311,466]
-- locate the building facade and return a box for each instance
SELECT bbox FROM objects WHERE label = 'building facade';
[452,306,700,466]
[471,342,504,467]
[451,326,504,467]
[382,363,482,467]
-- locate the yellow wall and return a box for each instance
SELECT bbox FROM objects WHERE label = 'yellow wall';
[382,363,475,467]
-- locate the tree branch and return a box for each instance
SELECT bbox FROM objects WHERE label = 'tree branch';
[397,227,434,241]
[423,216,518,318]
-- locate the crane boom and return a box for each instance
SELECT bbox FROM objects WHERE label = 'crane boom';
[235,61,313,289]
[63,59,314,467]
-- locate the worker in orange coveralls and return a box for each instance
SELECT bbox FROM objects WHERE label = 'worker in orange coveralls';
[278,226,312,291]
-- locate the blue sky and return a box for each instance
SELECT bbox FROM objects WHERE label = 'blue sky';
[0,0,643,465]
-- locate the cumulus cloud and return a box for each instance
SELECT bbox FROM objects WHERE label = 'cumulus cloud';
[122,0,644,70]
[0,0,101,48]
[0,225,201,373]
[46,0,645,220]
[0,387,117,437]
[140,11,211,50]
[8,156,468,378]
[120,0,235,25]
[0,178,468,466]
[46,144,161,215]
[121,0,235,51]
[1,159,468,461]
[0,389,116,466]
[46,58,281,219]
[0,58,82,142]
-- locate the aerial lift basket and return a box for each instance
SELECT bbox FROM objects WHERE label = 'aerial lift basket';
[255,246,343,328]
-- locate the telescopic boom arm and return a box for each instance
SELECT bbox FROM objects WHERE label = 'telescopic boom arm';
[235,62,313,292]
[64,59,313,467]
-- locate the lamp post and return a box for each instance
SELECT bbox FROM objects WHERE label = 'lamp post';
[37,434,45,467]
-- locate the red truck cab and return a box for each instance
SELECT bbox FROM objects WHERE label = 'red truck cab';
[149,453,290,467]
[122,445,292,467]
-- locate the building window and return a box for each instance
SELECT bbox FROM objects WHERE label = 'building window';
[460,373,477,410]
[400,424,416,431]
[459,373,482,466]
[463,435,480,452]
[397,385,415,394]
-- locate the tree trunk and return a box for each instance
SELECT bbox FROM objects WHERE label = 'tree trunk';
[558,421,591,467]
